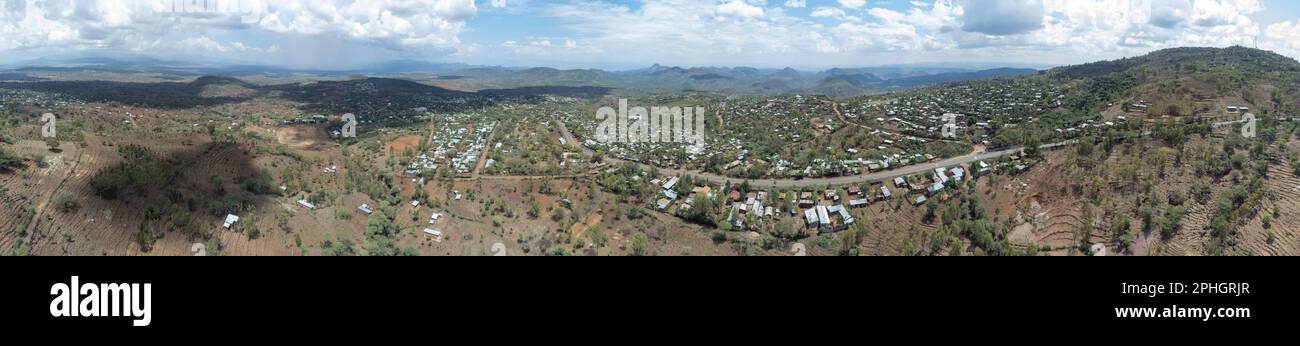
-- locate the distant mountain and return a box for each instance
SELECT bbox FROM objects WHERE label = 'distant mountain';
[805,67,1037,97]
[3,54,1048,97]
[1048,46,1300,80]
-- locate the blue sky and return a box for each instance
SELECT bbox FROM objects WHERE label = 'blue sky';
[2,0,1299,70]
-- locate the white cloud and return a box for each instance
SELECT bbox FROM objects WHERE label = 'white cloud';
[784,0,806,8]
[175,36,274,53]
[0,0,478,55]
[1263,20,1300,57]
[716,1,764,18]
[810,7,846,19]
[838,0,867,9]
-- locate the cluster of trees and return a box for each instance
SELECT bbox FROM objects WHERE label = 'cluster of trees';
[90,144,179,200]
[363,210,418,256]
[596,162,657,201]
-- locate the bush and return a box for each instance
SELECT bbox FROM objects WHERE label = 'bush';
[1160,206,1185,239]
[0,148,23,171]
[53,191,77,212]
[631,232,649,256]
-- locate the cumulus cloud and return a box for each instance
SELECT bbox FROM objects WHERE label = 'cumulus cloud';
[1149,0,1191,28]
[962,0,1044,35]
[838,0,867,9]
[0,0,477,58]
[2,0,1297,69]
[716,0,764,18]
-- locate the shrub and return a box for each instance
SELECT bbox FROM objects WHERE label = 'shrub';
[53,191,77,212]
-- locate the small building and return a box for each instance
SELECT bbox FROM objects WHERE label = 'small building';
[880,186,892,199]
[657,198,672,210]
[662,176,679,190]
[815,206,831,226]
[410,200,420,208]
[804,208,819,227]
[296,199,316,210]
[928,182,945,195]
[847,185,862,196]
[663,190,678,200]
[849,199,870,208]
[222,214,240,229]
[913,196,928,206]
[423,228,443,242]
[894,177,907,188]
[358,204,374,215]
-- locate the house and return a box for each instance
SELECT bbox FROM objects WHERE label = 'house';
[358,204,374,215]
[894,177,907,187]
[976,161,991,175]
[663,190,678,200]
[429,213,442,224]
[804,208,819,227]
[914,196,928,206]
[847,185,862,196]
[692,186,712,196]
[849,199,870,208]
[798,199,815,208]
[296,199,316,210]
[423,228,443,242]
[951,167,965,182]
[934,167,949,184]
[662,176,679,190]
[222,214,240,229]
[815,206,831,227]
[880,186,892,199]
[925,182,946,196]
[657,198,672,210]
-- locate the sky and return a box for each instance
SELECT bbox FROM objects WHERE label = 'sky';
[2,0,1300,70]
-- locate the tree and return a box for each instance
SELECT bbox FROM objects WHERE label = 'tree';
[0,148,23,171]
[45,138,60,152]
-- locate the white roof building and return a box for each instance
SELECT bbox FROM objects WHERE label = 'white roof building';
[223,214,240,229]
[815,206,831,226]
[424,228,443,242]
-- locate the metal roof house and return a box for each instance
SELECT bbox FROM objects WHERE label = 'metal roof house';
[223,214,240,229]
